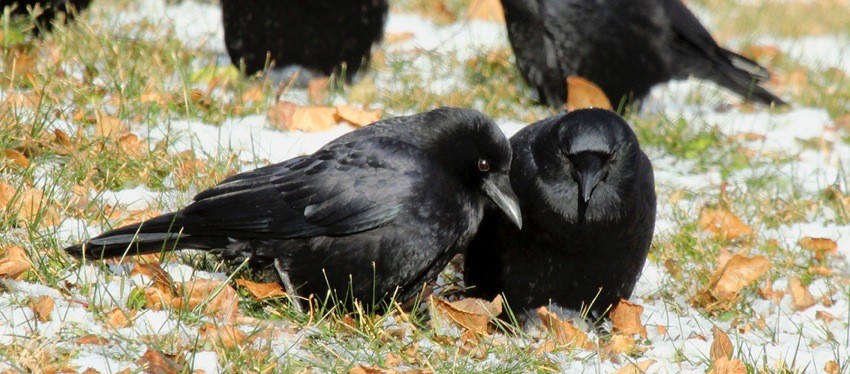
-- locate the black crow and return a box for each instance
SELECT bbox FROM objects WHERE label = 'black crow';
[66,107,522,312]
[0,0,91,34]
[500,0,785,108]
[464,109,655,320]
[220,0,388,81]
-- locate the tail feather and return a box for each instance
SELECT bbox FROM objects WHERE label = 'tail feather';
[714,48,787,106]
[723,49,771,82]
[65,212,229,260]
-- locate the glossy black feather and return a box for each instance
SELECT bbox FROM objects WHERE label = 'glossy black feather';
[66,108,518,311]
[0,0,91,34]
[501,0,785,108]
[220,0,388,80]
[464,109,656,320]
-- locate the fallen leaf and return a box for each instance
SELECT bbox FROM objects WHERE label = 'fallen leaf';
[710,327,734,361]
[708,357,747,374]
[605,334,636,355]
[131,262,176,295]
[335,104,382,127]
[743,44,783,62]
[267,101,338,132]
[29,295,54,322]
[76,334,108,345]
[0,245,32,280]
[199,323,246,349]
[609,300,647,338]
[144,287,176,310]
[117,133,144,158]
[798,237,838,261]
[95,111,125,138]
[3,149,30,168]
[613,359,656,374]
[467,0,504,22]
[788,277,816,310]
[566,76,613,111]
[135,349,183,374]
[105,307,135,329]
[0,181,15,206]
[349,366,389,374]
[656,325,668,335]
[430,295,502,335]
[536,306,594,349]
[236,279,286,300]
[699,208,754,240]
[307,77,330,104]
[710,254,771,300]
[825,360,840,374]
[173,279,239,322]
[80,369,101,374]
[385,32,415,44]
[816,310,836,323]
[384,353,403,368]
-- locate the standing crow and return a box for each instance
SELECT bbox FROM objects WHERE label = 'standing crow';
[0,0,91,34]
[464,109,655,320]
[66,107,522,311]
[500,0,785,108]
[220,0,388,81]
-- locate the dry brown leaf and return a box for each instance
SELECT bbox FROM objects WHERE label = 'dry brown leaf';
[173,279,238,322]
[566,76,613,111]
[268,101,339,132]
[816,310,836,323]
[788,277,816,310]
[240,85,265,103]
[76,334,108,345]
[235,279,286,300]
[131,262,176,295]
[825,360,840,374]
[798,237,838,261]
[117,133,144,158]
[606,334,637,355]
[656,325,668,335]
[0,181,15,207]
[95,111,126,138]
[144,288,176,310]
[384,353,403,368]
[385,32,415,44]
[710,254,771,300]
[199,323,246,349]
[3,149,30,168]
[335,105,382,127]
[307,77,330,104]
[613,359,656,374]
[610,300,647,338]
[18,187,61,226]
[710,327,734,361]
[29,295,54,322]
[699,209,754,240]
[349,366,389,374]
[135,349,183,374]
[80,369,101,374]
[536,306,594,349]
[708,357,747,374]
[105,308,135,329]
[430,295,502,335]
[467,0,504,22]
[0,245,33,280]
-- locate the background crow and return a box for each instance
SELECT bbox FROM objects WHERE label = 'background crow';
[66,107,521,311]
[500,0,785,108]
[0,0,91,34]
[220,0,388,81]
[464,109,655,320]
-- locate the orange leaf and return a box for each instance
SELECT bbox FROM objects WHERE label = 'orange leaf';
[798,237,838,261]
[131,262,176,295]
[236,279,286,300]
[105,307,135,329]
[699,208,754,240]
[76,334,108,345]
[605,334,636,355]
[335,105,382,127]
[0,245,33,280]
[536,306,594,349]
[430,295,502,335]
[95,111,126,138]
[268,101,339,132]
[613,359,656,374]
[199,323,246,349]
[173,279,239,322]
[709,254,770,300]
[787,277,816,310]
[708,357,747,374]
[135,349,182,374]
[0,181,15,207]
[385,32,415,44]
[710,327,734,361]
[467,0,504,23]
[3,149,30,168]
[117,133,144,158]
[29,295,54,322]
[609,300,647,338]
[816,310,836,323]
[566,76,613,111]
[825,360,840,374]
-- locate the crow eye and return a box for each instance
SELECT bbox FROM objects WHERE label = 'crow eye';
[478,158,490,172]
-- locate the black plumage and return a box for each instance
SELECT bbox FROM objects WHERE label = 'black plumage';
[220,0,388,80]
[464,109,655,320]
[0,0,91,34]
[501,0,785,108]
[66,108,522,311]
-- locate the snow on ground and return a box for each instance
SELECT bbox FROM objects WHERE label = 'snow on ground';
[1,0,849,372]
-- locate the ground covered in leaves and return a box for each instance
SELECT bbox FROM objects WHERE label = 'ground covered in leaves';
[1,0,849,372]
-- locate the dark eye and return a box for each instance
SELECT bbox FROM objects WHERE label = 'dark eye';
[478,158,490,172]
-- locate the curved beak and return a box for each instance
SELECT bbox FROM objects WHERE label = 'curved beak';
[573,153,605,203]
[483,173,522,229]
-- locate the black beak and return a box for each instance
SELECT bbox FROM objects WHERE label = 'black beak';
[573,153,606,203]
[482,173,522,229]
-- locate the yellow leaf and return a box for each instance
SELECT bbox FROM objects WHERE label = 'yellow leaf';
[710,327,734,361]
[708,357,747,374]
[787,277,816,310]
[0,245,32,280]
[699,208,754,240]
[429,295,502,335]
[566,76,613,111]
[335,105,382,127]
[29,295,54,322]
[536,306,594,349]
[613,359,656,374]
[236,279,286,300]
[609,300,647,338]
